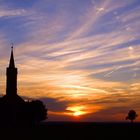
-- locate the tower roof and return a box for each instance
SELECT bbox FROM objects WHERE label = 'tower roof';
[9,46,15,68]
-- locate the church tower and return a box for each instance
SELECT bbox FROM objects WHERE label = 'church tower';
[6,47,18,96]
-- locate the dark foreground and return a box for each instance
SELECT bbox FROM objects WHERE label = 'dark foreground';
[0,122,140,139]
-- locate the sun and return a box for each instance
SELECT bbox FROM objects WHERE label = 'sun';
[66,105,87,117]
[73,111,82,116]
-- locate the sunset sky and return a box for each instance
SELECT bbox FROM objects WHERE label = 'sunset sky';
[0,0,140,122]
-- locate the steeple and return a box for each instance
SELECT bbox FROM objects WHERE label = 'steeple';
[9,46,15,68]
[6,46,18,96]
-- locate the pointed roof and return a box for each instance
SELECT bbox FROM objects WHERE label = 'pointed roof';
[9,46,15,68]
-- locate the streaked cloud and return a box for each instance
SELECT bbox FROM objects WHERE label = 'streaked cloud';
[0,0,140,121]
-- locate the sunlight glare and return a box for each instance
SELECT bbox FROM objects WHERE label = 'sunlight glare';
[73,111,83,116]
[66,106,87,117]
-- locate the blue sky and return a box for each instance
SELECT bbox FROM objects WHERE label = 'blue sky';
[0,0,140,121]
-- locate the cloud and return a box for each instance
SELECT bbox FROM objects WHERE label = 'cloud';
[0,8,26,18]
[0,0,140,121]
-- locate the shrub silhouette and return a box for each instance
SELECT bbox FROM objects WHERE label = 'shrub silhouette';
[126,110,138,122]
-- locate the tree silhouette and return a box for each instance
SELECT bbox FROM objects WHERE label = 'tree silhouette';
[126,110,138,122]
[26,100,47,124]
[0,97,47,127]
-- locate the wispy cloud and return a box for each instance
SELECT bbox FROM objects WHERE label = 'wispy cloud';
[0,0,140,121]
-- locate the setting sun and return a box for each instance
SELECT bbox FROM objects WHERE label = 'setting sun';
[73,111,83,116]
[66,106,87,117]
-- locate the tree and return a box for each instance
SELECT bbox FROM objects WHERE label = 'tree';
[26,100,47,124]
[126,110,138,122]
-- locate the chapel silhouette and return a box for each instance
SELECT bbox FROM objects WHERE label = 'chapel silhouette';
[0,47,47,127]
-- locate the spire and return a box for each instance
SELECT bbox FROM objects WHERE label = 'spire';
[6,45,18,96]
[9,45,15,68]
